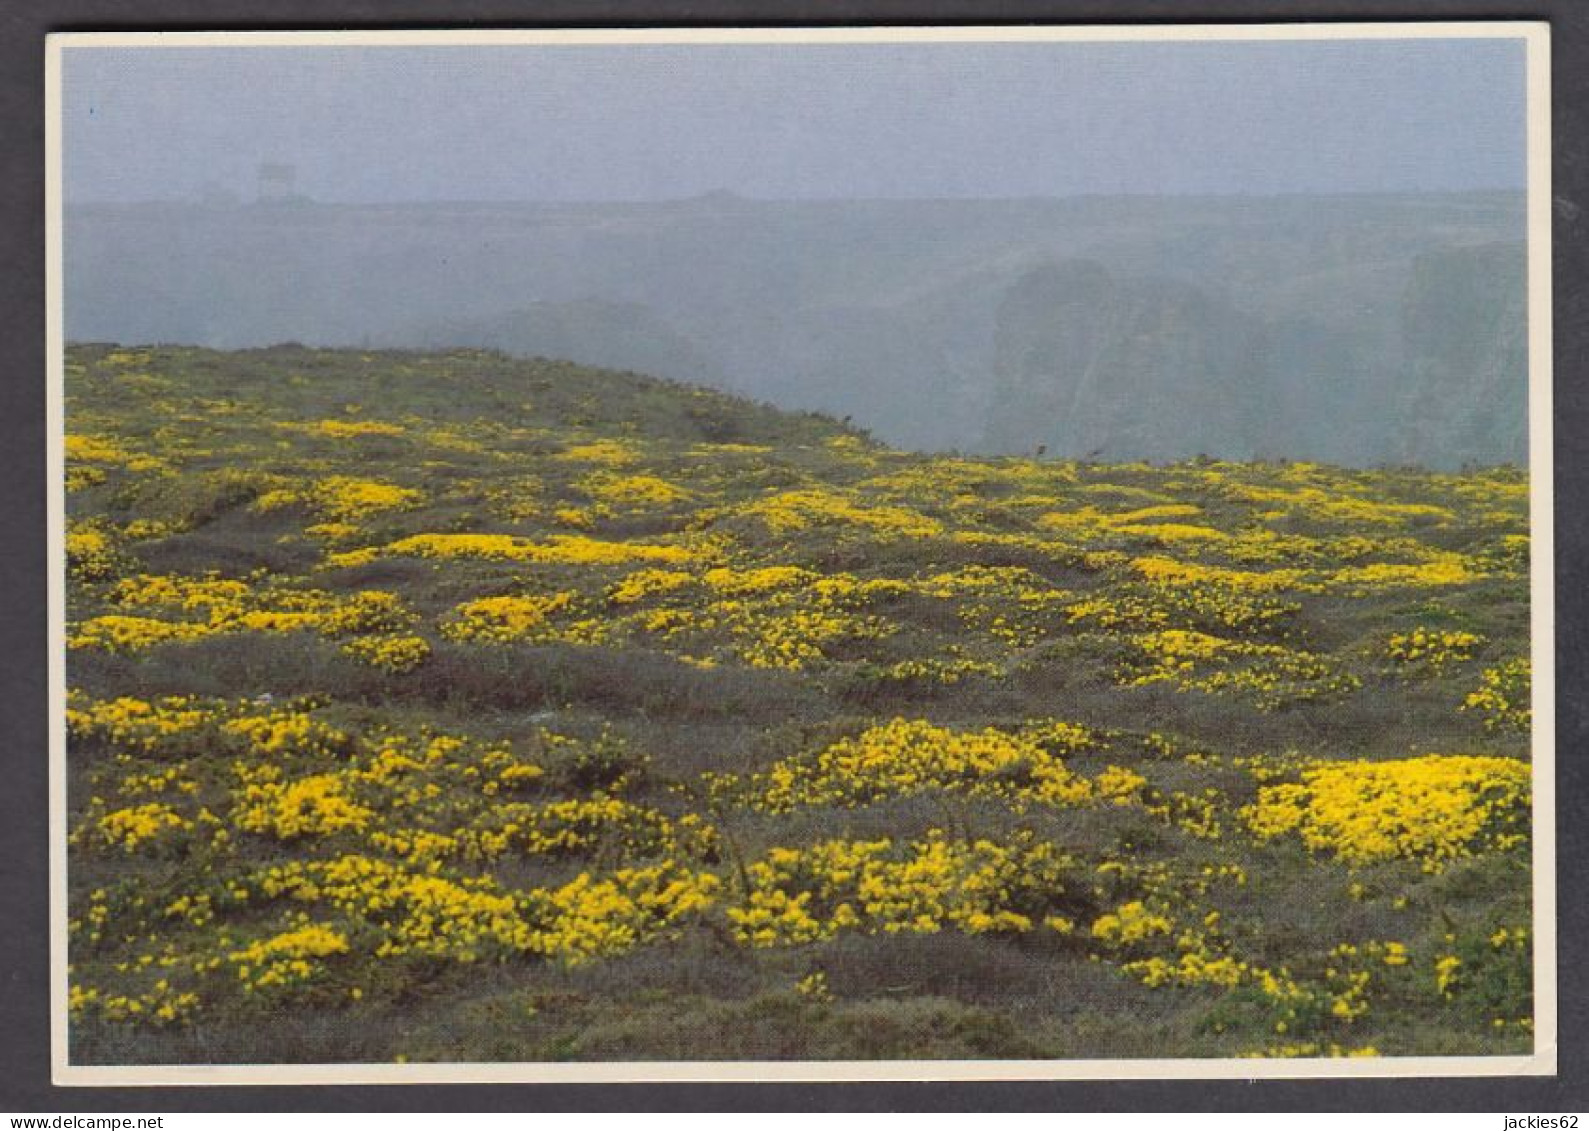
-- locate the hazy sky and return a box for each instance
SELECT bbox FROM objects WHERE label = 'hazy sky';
[61,36,1528,203]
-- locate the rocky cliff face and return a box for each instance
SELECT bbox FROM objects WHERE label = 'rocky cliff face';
[978,243,1527,467]
[984,261,1271,462]
[1396,242,1529,467]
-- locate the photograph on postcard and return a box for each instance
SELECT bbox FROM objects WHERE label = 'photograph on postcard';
[48,26,1554,1081]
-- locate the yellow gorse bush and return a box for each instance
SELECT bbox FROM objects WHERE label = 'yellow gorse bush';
[234,774,375,840]
[359,532,698,567]
[66,523,129,582]
[520,864,721,965]
[69,577,415,654]
[340,633,432,672]
[67,694,211,756]
[97,803,191,851]
[442,593,577,644]
[556,439,641,466]
[68,614,211,654]
[1120,629,1360,710]
[607,568,696,605]
[578,472,692,510]
[1244,755,1530,868]
[228,924,350,993]
[726,832,1082,947]
[255,475,422,520]
[1090,900,1174,947]
[252,853,718,966]
[724,488,942,538]
[715,718,1098,812]
[257,854,532,962]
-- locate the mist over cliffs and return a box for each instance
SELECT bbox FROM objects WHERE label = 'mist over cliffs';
[64,192,1528,467]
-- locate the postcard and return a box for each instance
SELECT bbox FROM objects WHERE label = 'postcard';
[46,24,1554,1084]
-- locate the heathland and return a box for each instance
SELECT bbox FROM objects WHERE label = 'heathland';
[65,344,1532,1063]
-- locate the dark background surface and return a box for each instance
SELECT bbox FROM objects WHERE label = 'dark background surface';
[3,0,1584,1112]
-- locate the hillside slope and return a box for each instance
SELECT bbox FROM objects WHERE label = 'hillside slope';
[64,346,1533,1064]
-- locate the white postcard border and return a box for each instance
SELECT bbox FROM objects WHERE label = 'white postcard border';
[44,20,1557,1087]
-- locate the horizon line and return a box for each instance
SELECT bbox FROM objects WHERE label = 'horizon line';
[65,186,1529,209]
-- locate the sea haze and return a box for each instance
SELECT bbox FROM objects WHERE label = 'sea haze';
[65,192,1526,469]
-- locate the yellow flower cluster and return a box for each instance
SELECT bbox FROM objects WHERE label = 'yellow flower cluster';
[1241,1043,1381,1059]
[228,923,350,993]
[252,853,718,967]
[506,798,697,859]
[221,707,353,761]
[67,464,108,491]
[117,764,198,799]
[65,432,168,475]
[911,566,1074,646]
[624,581,895,670]
[1121,630,1359,709]
[234,774,374,840]
[1036,503,1226,547]
[66,524,127,581]
[718,718,1096,812]
[1464,659,1531,733]
[257,854,531,962]
[726,488,942,539]
[795,971,833,1001]
[71,576,415,654]
[1214,478,1453,528]
[68,615,210,654]
[1090,900,1174,947]
[1386,628,1484,674]
[556,439,640,466]
[1124,544,1484,600]
[579,472,692,510]
[340,633,432,672]
[1020,718,1100,756]
[66,433,137,464]
[726,832,1081,946]
[702,565,817,596]
[111,573,251,613]
[607,568,696,605]
[69,981,199,1026]
[67,694,211,756]
[304,521,360,541]
[1327,556,1481,592]
[520,864,721,965]
[97,803,191,851]
[1244,754,1530,868]
[1115,912,1386,1041]
[256,475,422,521]
[442,593,577,644]
[1129,556,1308,594]
[369,797,711,866]
[481,475,545,522]
[289,418,405,439]
[725,604,889,669]
[358,532,697,568]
